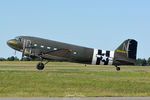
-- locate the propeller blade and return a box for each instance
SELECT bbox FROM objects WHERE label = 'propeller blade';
[21,49,25,60]
[14,50,16,55]
[21,40,26,60]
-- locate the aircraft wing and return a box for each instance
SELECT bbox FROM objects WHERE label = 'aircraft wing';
[40,49,72,61]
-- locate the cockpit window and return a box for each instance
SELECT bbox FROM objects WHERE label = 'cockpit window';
[15,37,21,42]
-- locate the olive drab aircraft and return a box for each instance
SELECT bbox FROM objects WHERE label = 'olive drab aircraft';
[7,36,138,71]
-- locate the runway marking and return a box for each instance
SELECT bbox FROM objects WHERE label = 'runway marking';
[0,69,114,72]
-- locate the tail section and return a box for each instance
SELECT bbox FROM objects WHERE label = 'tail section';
[113,39,138,65]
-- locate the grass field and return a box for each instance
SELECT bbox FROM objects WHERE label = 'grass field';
[0,61,150,97]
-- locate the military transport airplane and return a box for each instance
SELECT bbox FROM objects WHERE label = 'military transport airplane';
[7,36,138,71]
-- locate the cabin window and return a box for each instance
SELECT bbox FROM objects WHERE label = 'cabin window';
[47,46,51,49]
[53,48,57,50]
[41,45,44,48]
[73,51,77,55]
[34,44,37,47]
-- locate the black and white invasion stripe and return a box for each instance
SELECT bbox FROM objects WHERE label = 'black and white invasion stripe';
[92,49,114,65]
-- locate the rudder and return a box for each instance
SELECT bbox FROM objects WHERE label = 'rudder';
[113,39,138,65]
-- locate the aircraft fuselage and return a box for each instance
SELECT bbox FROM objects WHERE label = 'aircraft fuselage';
[7,36,137,71]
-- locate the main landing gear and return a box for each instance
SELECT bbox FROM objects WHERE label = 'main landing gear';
[115,65,120,71]
[36,62,44,70]
[36,60,49,70]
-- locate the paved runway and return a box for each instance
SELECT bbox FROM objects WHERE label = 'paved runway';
[0,97,150,100]
[0,69,103,72]
[0,69,36,71]
[0,69,117,72]
[0,64,87,67]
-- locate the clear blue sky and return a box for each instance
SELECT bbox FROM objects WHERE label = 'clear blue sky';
[0,0,150,59]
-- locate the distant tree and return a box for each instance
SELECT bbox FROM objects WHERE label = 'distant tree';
[142,59,147,66]
[21,57,31,61]
[136,58,149,66]
[147,57,150,66]
[7,56,14,61]
[7,56,19,61]
[0,57,6,61]
[14,56,19,61]
[136,58,143,66]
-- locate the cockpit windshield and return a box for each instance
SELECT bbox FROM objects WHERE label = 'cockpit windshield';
[14,37,21,42]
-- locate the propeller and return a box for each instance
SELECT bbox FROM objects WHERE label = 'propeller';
[21,40,26,60]
[21,39,32,60]
[21,49,25,60]
[14,50,16,55]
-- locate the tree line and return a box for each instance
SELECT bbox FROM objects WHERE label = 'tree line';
[0,56,41,61]
[136,58,150,66]
[0,56,150,66]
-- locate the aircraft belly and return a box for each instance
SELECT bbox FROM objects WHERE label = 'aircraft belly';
[91,49,114,65]
[41,54,69,61]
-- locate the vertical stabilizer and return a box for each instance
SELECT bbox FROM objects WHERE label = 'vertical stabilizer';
[113,39,138,65]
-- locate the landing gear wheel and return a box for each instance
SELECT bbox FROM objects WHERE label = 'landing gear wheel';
[36,62,44,70]
[116,67,120,71]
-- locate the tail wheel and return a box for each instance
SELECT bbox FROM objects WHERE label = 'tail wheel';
[36,62,44,70]
[115,65,120,71]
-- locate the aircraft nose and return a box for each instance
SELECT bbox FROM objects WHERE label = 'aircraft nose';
[7,39,18,46]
